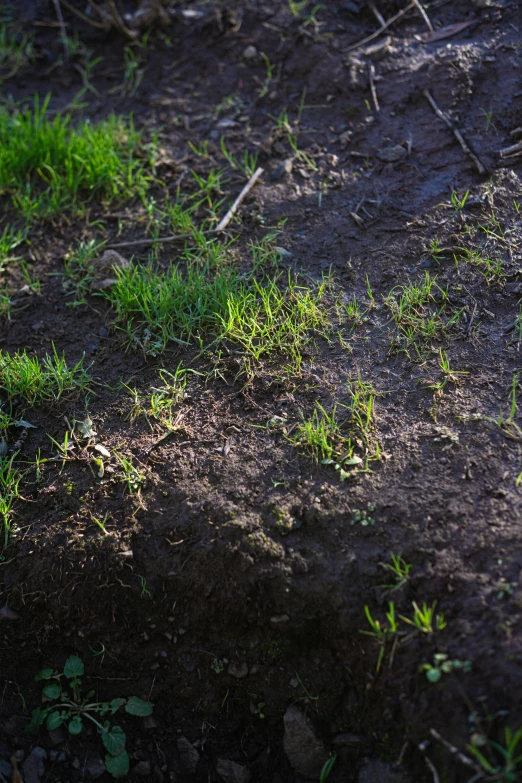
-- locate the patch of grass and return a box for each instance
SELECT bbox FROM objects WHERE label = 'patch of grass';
[0,345,89,406]
[360,602,400,673]
[0,23,34,81]
[62,237,106,305]
[400,601,446,635]
[467,727,522,783]
[114,451,145,494]
[455,246,504,284]
[106,239,330,373]
[385,272,462,357]
[0,95,153,218]
[0,225,26,271]
[293,403,345,463]
[0,455,22,549]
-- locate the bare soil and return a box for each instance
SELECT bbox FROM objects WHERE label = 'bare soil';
[2,1,522,782]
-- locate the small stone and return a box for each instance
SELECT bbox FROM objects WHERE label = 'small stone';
[73,758,81,770]
[216,758,251,783]
[289,677,299,688]
[151,663,160,670]
[143,715,159,730]
[243,45,258,61]
[270,614,289,624]
[271,159,293,180]
[23,747,47,783]
[85,752,105,780]
[216,118,237,130]
[275,246,294,259]
[283,705,328,779]
[136,760,152,776]
[228,661,248,679]
[177,737,199,775]
[99,326,108,338]
[0,605,20,621]
[377,145,407,163]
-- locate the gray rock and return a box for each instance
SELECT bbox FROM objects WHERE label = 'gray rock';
[228,661,248,679]
[85,752,105,780]
[271,159,293,180]
[283,706,328,779]
[23,747,47,783]
[243,45,258,61]
[216,758,251,783]
[177,737,199,775]
[359,759,411,783]
[136,760,152,776]
[377,145,407,163]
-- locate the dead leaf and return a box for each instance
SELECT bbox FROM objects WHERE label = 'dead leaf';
[417,21,474,43]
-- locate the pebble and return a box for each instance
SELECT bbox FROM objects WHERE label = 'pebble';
[242,45,258,61]
[177,737,199,776]
[283,706,328,779]
[216,758,251,783]
[228,661,248,679]
[136,760,152,776]
[271,159,293,180]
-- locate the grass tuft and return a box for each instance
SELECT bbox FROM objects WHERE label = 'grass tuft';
[0,95,153,218]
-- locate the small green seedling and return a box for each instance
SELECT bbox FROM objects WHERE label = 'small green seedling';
[360,602,399,672]
[420,653,471,682]
[400,601,446,634]
[28,656,153,778]
[381,553,412,590]
[350,502,376,527]
[320,753,337,783]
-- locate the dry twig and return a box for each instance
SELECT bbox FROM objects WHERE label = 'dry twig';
[216,167,264,231]
[106,167,264,249]
[343,2,416,53]
[429,729,482,773]
[424,90,486,174]
[369,64,380,112]
[412,0,433,31]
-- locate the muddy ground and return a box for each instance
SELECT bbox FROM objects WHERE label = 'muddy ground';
[1,0,522,781]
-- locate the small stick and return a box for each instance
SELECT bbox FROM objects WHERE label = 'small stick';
[369,2,386,27]
[369,64,380,112]
[429,729,482,772]
[499,141,522,157]
[59,0,109,30]
[424,90,486,175]
[343,2,415,53]
[106,228,221,250]
[52,0,69,61]
[412,0,433,31]
[423,756,441,783]
[216,167,264,231]
[106,169,263,249]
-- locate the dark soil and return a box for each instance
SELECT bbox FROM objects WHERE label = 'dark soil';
[2,1,522,782]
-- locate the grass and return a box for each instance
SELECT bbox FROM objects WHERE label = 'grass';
[467,726,522,783]
[0,23,34,81]
[106,237,330,373]
[62,237,106,305]
[293,403,345,463]
[0,95,153,219]
[385,272,462,357]
[0,455,22,549]
[0,345,89,406]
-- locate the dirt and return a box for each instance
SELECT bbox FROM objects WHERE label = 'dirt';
[1,0,522,781]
